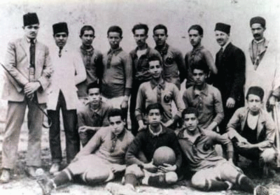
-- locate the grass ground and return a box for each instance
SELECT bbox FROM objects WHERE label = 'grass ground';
[1,122,280,195]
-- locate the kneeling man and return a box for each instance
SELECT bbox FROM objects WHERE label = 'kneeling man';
[226,86,277,174]
[37,109,134,194]
[106,103,182,194]
[178,107,269,194]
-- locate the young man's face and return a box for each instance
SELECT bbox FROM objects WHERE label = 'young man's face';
[153,29,167,47]
[108,32,122,50]
[147,108,162,127]
[184,113,198,132]
[193,69,206,86]
[134,29,148,47]
[54,32,68,48]
[87,88,101,105]
[109,115,125,135]
[23,24,39,39]
[251,23,265,41]
[247,94,262,114]
[81,30,95,47]
[149,60,162,79]
[188,29,202,47]
[215,30,229,47]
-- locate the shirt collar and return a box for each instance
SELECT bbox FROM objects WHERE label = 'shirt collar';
[150,78,166,90]
[131,44,150,58]
[111,128,126,141]
[155,43,169,55]
[80,45,94,56]
[148,125,164,137]
[193,83,208,97]
[89,101,102,114]
[26,37,37,44]
[191,45,204,53]
[107,47,123,55]
[221,41,230,51]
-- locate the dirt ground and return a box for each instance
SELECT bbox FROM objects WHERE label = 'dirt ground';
[1,122,280,195]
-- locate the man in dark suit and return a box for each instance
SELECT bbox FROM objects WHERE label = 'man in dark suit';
[213,23,246,134]
[0,13,52,183]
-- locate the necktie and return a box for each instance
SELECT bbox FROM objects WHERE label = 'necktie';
[59,47,62,57]
[218,47,223,64]
[29,39,36,82]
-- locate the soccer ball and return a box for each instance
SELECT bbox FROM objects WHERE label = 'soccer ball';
[153,146,176,166]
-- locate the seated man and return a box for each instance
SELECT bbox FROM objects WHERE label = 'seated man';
[106,103,182,194]
[135,56,185,131]
[183,61,224,131]
[177,107,269,194]
[226,86,277,174]
[77,82,113,146]
[37,109,134,195]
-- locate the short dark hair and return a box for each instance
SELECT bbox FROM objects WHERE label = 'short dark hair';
[246,86,264,101]
[148,55,162,66]
[80,25,95,37]
[86,82,100,94]
[188,24,203,36]
[145,103,164,115]
[108,108,124,121]
[107,25,123,37]
[182,107,199,118]
[153,24,168,35]
[191,61,209,75]
[132,23,149,35]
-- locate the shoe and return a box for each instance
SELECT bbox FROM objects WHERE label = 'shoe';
[105,182,137,195]
[49,163,60,175]
[36,168,54,195]
[254,185,269,195]
[0,169,11,183]
[25,166,37,178]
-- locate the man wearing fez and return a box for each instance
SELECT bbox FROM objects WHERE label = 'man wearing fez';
[0,13,52,182]
[185,25,217,88]
[153,24,186,89]
[213,23,246,134]
[77,25,103,103]
[226,86,277,176]
[47,22,86,175]
[245,16,280,110]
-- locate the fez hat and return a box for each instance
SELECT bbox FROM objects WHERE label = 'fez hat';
[215,23,231,34]
[246,86,264,101]
[23,13,39,26]
[53,22,68,35]
[250,16,266,28]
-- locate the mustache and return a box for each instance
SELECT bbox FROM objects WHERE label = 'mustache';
[253,33,261,37]
[217,39,224,42]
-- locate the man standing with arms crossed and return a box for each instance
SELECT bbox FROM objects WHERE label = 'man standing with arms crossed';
[0,12,52,182]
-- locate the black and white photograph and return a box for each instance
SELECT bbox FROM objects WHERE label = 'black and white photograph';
[0,0,280,194]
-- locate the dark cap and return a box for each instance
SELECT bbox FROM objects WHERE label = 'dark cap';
[250,16,266,28]
[246,86,264,101]
[23,13,39,26]
[215,23,231,34]
[53,22,68,35]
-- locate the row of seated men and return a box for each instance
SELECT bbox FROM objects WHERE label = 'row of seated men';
[0,12,278,195]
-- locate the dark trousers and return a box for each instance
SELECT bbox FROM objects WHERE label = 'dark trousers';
[129,80,143,136]
[47,91,80,164]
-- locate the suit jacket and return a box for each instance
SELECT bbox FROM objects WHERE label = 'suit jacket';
[47,46,86,110]
[227,107,275,146]
[213,42,246,106]
[2,37,52,104]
